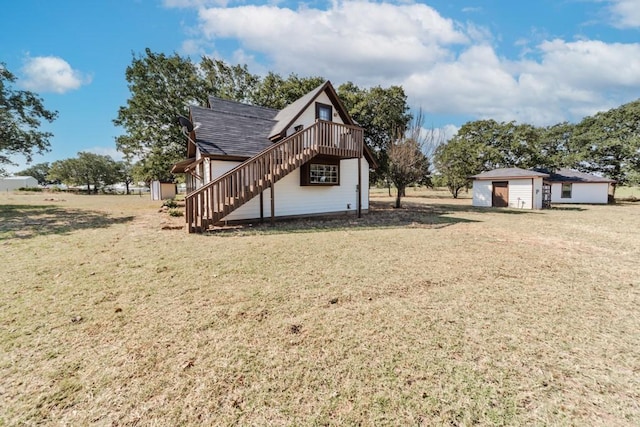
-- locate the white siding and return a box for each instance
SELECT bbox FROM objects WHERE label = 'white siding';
[474,178,544,209]
[211,159,241,178]
[532,177,544,209]
[551,182,610,204]
[472,181,492,207]
[219,157,368,222]
[0,176,38,191]
[508,179,533,209]
[285,91,346,137]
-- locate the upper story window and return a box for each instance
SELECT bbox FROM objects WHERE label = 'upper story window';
[316,103,333,122]
[561,183,572,198]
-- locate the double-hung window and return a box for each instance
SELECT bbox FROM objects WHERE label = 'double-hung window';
[316,103,333,121]
[561,183,572,198]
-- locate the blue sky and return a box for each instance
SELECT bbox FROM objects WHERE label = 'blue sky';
[2,0,639,173]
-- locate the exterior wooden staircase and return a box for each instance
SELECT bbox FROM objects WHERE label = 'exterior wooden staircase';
[185,120,363,232]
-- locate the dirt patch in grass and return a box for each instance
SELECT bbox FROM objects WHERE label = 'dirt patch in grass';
[1,190,639,425]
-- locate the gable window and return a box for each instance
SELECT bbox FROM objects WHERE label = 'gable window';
[561,183,572,198]
[301,156,340,186]
[316,103,333,122]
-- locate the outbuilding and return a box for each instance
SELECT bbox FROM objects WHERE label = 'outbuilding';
[0,176,39,191]
[471,168,549,209]
[546,168,614,204]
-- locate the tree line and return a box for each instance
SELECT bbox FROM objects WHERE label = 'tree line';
[18,153,134,194]
[434,101,640,197]
[4,52,639,203]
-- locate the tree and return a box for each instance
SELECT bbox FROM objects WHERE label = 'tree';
[433,136,483,198]
[48,152,120,193]
[387,111,431,208]
[16,162,51,185]
[571,99,640,193]
[539,122,578,170]
[0,63,57,174]
[338,82,412,185]
[252,72,325,109]
[116,158,135,195]
[114,49,207,182]
[200,57,260,103]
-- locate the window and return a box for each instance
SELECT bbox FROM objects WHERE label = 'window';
[316,103,333,121]
[561,183,572,198]
[300,157,340,186]
[310,164,338,184]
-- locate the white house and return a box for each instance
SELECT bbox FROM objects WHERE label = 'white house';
[471,168,549,209]
[546,168,614,204]
[0,176,38,191]
[172,81,376,232]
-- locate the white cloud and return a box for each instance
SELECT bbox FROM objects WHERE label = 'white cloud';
[177,1,640,127]
[197,1,468,83]
[608,0,640,28]
[21,56,91,94]
[405,39,640,125]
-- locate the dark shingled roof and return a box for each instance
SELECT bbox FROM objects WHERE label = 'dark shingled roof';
[546,168,616,183]
[470,167,549,180]
[207,96,279,120]
[190,101,278,158]
[187,82,361,160]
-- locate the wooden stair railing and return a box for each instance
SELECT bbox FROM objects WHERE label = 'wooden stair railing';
[185,121,363,232]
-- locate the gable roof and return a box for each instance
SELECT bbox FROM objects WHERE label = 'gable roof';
[470,167,549,180]
[268,81,355,140]
[546,168,616,183]
[190,103,277,158]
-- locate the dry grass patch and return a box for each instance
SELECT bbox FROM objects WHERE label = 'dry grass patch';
[1,190,639,426]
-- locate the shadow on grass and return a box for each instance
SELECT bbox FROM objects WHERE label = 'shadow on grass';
[549,206,587,211]
[207,200,483,236]
[0,204,135,240]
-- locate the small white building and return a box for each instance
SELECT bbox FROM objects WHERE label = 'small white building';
[471,168,549,209]
[0,176,39,191]
[546,168,614,204]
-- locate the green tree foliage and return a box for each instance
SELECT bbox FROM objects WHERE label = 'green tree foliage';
[48,152,120,193]
[453,119,544,170]
[116,158,135,195]
[114,49,207,182]
[572,99,640,191]
[433,136,483,198]
[338,82,412,183]
[16,162,51,185]
[200,58,260,103]
[538,122,578,170]
[252,72,325,109]
[0,63,57,174]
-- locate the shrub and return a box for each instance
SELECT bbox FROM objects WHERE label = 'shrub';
[168,208,184,217]
[163,199,178,208]
[18,187,42,192]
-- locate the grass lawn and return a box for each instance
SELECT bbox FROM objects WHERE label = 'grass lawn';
[1,189,639,425]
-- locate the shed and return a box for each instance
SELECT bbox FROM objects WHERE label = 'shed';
[546,168,614,204]
[151,181,177,200]
[0,176,39,191]
[471,168,549,209]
